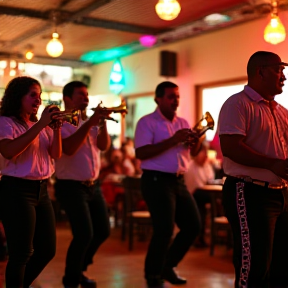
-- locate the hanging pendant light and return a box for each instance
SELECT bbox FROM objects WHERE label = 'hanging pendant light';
[155,0,181,21]
[25,44,34,60]
[46,32,64,57]
[264,1,286,45]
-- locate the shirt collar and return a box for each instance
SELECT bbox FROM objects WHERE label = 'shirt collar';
[244,85,278,109]
[155,107,177,122]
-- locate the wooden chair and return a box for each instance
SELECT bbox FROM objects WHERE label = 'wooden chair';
[121,176,151,250]
[208,185,233,256]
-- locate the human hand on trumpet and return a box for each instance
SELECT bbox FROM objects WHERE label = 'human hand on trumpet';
[40,105,80,130]
[89,100,128,126]
[182,112,215,147]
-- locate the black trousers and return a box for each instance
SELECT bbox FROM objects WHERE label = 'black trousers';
[223,176,288,288]
[141,170,201,279]
[0,175,56,288]
[55,179,110,286]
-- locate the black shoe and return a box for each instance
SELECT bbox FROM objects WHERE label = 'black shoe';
[80,274,97,288]
[162,268,187,285]
[146,276,164,288]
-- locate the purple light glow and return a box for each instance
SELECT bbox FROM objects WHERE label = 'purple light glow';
[139,35,157,47]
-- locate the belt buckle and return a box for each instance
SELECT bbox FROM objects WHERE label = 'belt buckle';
[268,183,286,190]
[82,180,95,187]
[252,180,266,187]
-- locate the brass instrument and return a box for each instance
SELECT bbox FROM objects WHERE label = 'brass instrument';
[48,105,79,129]
[192,111,215,137]
[91,99,128,123]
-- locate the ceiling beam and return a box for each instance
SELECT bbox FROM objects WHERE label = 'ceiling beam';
[0,0,116,49]
[74,17,161,34]
[0,1,161,39]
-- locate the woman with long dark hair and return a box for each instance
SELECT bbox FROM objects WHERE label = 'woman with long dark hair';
[0,76,62,288]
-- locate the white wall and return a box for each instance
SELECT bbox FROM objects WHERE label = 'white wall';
[89,11,288,126]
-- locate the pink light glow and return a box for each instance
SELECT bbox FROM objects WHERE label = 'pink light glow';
[139,35,157,47]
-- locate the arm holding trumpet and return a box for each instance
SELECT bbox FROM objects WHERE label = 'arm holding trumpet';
[136,128,200,161]
[0,104,63,160]
[61,104,111,155]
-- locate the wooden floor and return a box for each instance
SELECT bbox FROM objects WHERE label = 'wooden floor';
[0,222,235,288]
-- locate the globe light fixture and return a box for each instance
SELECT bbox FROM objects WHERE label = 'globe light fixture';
[155,0,181,21]
[46,32,64,57]
[264,1,286,45]
[25,51,34,60]
[25,45,34,60]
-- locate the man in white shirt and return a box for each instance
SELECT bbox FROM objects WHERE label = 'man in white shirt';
[219,51,288,288]
[54,81,111,288]
[135,81,202,288]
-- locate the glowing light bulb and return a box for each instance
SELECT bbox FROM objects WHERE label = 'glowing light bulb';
[264,15,286,45]
[25,51,34,60]
[46,32,64,57]
[155,0,181,21]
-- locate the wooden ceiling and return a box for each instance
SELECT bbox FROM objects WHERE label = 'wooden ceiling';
[0,0,285,67]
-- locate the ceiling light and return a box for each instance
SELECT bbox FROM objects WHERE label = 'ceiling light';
[155,0,181,21]
[139,35,157,47]
[264,1,286,45]
[25,44,34,60]
[46,32,63,57]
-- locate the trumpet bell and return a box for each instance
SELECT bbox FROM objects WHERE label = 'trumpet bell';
[193,112,214,137]
[92,100,128,115]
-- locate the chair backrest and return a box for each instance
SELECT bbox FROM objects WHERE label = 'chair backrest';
[122,176,147,213]
[210,189,225,219]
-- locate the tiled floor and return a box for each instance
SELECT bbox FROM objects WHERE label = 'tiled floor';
[0,222,235,288]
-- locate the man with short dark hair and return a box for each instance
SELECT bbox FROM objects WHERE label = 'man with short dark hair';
[219,51,288,288]
[135,81,202,288]
[54,81,111,288]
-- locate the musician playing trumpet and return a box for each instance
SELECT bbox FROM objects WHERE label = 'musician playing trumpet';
[134,81,204,288]
[0,76,63,288]
[54,81,111,288]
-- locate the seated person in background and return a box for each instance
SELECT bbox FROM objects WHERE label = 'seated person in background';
[184,142,215,247]
[121,144,136,177]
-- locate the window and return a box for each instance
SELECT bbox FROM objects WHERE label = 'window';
[197,79,246,141]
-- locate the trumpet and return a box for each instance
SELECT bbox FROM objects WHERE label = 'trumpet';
[192,111,215,137]
[91,99,128,123]
[184,112,214,147]
[48,105,79,129]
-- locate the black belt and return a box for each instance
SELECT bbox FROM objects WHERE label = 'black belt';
[56,178,97,187]
[142,169,184,179]
[1,175,48,184]
[228,175,287,190]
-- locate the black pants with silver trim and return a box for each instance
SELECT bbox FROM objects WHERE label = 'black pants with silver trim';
[223,176,288,288]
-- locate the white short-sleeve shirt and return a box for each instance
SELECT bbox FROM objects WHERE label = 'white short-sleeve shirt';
[218,85,288,185]
[134,108,190,174]
[54,118,100,181]
[0,116,55,180]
